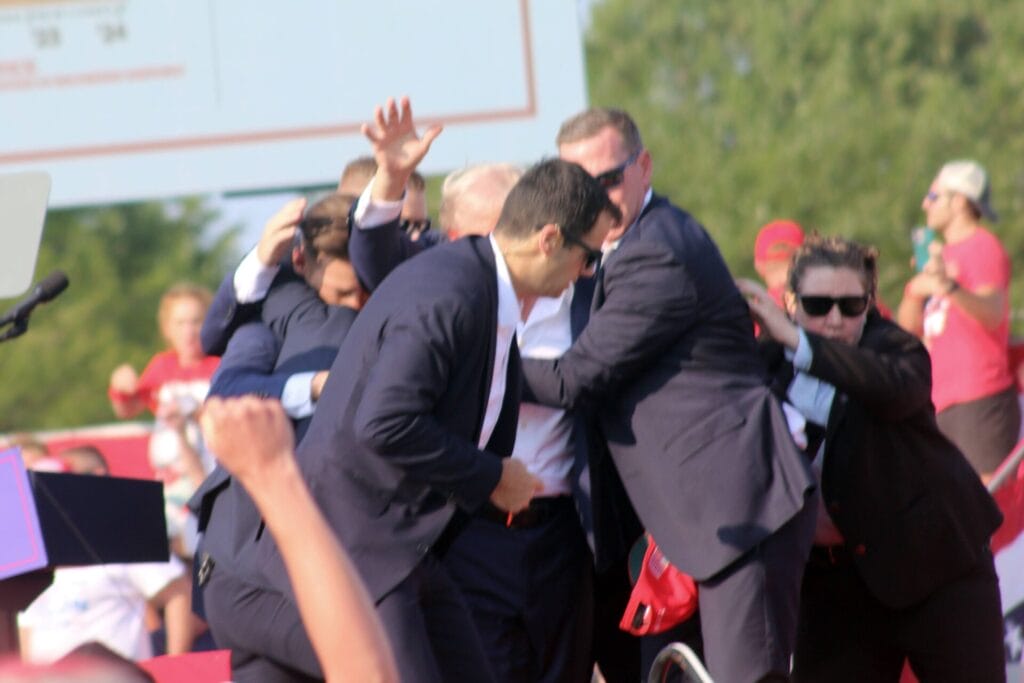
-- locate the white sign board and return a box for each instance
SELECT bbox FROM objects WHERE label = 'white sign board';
[0,0,587,207]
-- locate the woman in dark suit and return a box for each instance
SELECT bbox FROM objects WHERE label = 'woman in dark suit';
[738,234,1004,682]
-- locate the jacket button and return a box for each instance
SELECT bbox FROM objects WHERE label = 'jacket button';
[854,543,867,556]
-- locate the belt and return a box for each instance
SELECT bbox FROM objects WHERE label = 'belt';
[477,496,573,530]
[808,544,854,568]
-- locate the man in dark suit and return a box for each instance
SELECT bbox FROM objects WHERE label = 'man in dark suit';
[518,108,818,683]
[219,98,620,683]
[349,155,643,681]
[189,194,365,681]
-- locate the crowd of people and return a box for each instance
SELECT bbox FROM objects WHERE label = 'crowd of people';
[7,96,1018,683]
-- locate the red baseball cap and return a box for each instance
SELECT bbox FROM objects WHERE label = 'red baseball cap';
[754,220,804,263]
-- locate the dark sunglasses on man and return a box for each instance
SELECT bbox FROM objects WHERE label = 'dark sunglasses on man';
[798,295,870,317]
[559,225,602,271]
[593,150,641,190]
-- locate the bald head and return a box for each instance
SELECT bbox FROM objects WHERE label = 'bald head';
[439,163,522,240]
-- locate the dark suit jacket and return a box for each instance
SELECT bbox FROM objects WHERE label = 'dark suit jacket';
[260,236,519,602]
[763,313,1002,608]
[522,194,815,581]
[192,272,357,584]
[350,219,642,572]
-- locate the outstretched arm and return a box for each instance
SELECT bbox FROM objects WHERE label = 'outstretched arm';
[349,97,443,291]
[200,397,399,683]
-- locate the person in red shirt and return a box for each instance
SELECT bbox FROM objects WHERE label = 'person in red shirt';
[754,220,805,308]
[108,283,220,555]
[897,159,1019,483]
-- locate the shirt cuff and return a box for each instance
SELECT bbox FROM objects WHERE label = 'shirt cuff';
[353,176,404,229]
[793,328,813,371]
[233,248,280,304]
[281,372,317,419]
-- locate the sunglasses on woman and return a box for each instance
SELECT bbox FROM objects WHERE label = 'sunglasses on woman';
[798,295,869,317]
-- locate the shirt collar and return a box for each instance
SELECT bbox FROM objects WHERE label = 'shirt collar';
[489,234,521,332]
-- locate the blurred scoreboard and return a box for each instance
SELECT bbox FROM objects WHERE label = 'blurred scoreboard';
[0,0,587,206]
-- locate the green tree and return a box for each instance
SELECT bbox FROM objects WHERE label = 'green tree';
[585,0,1024,320]
[0,199,238,431]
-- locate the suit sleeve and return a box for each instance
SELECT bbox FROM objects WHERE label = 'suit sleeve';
[349,217,432,292]
[201,272,262,356]
[352,304,503,511]
[805,320,933,421]
[523,241,698,409]
[207,322,290,400]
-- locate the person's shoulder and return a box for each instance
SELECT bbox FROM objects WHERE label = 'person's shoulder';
[141,349,180,376]
[970,225,1010,254]
[861,312,923,352]
[381,236,492,288]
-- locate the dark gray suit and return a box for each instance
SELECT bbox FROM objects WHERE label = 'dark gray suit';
[248,235,520,683]
[523,195,817,682]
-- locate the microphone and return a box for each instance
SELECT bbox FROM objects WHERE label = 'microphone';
[0,270,69,327]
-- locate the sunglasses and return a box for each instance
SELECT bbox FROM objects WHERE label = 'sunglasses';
[559,226,602,270]
[924,190,951,202]
[799,295,870,317]
[593,150,641,190]
[401,217,431,235]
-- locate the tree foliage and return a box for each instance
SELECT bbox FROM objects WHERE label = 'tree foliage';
[585,0,1024,316]
[0,200,238,431]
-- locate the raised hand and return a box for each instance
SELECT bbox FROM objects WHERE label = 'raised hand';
[361,96,442,201]
[736,278,799,349]
[200,396,295,486]
[256,197,308,267]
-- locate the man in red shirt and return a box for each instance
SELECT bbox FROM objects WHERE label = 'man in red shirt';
[897,159,1019,483]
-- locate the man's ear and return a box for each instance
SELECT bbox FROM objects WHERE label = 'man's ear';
[291,247,306,275]
[538,223,561,256]
[783,290,797,317]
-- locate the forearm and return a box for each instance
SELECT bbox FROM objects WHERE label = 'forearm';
[896,292,925,337]
[108,392,145,419]
[158,579,195,655]
[948,286,1005,331]
[244,457,399,683]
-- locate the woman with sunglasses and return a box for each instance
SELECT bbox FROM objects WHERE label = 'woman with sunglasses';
[737,234,1004,682]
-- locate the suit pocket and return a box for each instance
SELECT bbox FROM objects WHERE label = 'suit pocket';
[664,404,746,463]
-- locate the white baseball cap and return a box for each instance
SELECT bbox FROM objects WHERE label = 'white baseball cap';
[937,159,998,222]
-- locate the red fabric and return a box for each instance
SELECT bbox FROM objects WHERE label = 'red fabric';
[138,650,231,683]
[44,425,156,480]
[134,351,220,414]
[620,535,698,635]
[754,220,804,263]
[923,228,1013,412]
[992,441,1024,555]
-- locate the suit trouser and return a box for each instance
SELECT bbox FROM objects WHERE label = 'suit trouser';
[376,551,497,683]
[697,496,817,683]
[442,497,594,683]
[593,559,644,683]
[202,567,322,682]
[792,547,1004,683]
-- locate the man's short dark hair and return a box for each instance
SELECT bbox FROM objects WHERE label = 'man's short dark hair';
[556,108,643,155]
[408,171,426,192]
[494,158,621,241]
[301,193,357,261]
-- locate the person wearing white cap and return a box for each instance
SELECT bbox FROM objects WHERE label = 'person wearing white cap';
[897,159,1019,483]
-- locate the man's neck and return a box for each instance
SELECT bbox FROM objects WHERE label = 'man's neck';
[942,214,981,245]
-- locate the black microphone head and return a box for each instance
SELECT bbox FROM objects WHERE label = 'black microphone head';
[36,270,69,302]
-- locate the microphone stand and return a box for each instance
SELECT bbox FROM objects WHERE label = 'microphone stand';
[0,316,29,343]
